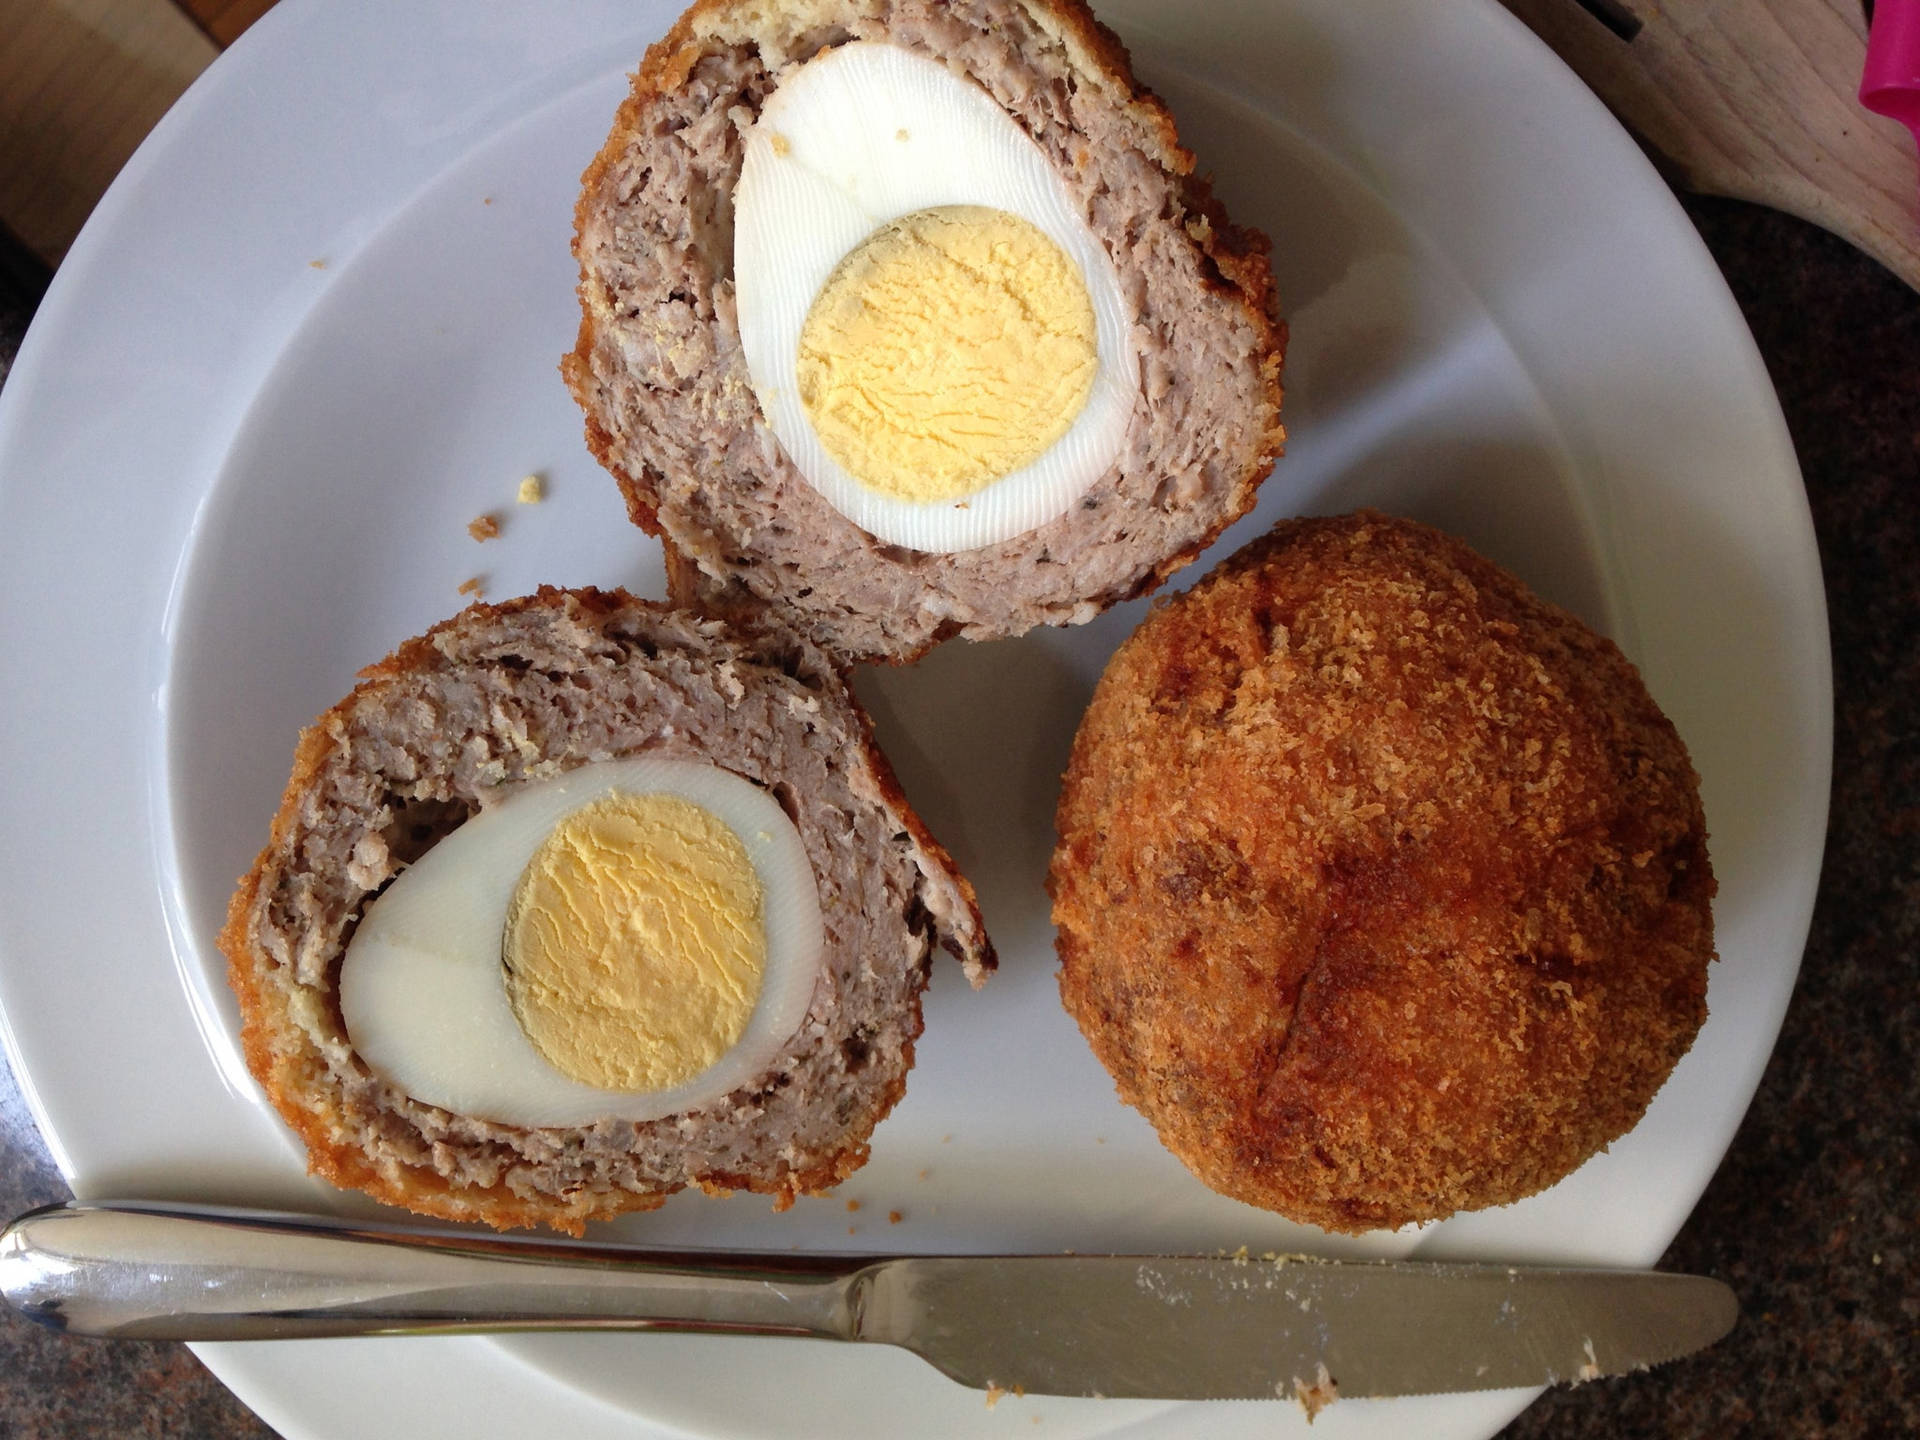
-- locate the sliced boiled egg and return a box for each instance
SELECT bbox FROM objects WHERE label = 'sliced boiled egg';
[339,756,823,1128]
[733,41,1136,552]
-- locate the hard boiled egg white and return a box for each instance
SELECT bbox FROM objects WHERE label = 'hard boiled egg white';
[339,756,824,1128]
[733,41,1136,552]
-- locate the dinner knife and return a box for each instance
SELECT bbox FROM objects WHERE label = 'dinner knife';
[1,1201,1737,1405]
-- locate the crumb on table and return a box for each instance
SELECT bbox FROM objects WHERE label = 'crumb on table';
[517,474,545,504]
[845,1199,861,1213]
[469,513,501,542]
[458,576,485,598]
[887,1210,903,1224]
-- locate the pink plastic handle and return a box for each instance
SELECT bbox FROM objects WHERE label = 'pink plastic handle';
[1862,0,1920,130]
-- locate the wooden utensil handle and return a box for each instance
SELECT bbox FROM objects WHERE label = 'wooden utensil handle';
[1502,0,1920,294]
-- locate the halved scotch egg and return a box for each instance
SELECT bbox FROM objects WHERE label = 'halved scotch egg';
[221,591,990,1233]
[566,0,1285,663]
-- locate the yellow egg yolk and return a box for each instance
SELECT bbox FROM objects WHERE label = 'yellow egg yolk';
[502,792,765,1093]
[796,204,1098,503]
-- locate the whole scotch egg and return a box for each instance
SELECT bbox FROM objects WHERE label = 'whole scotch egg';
[221,591,991,1233]
[566,0,1286,663]
[1050,514,1716,1233]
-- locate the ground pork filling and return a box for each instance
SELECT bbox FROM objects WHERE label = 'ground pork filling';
[238,599,977,1210]
[570,0,1281,660]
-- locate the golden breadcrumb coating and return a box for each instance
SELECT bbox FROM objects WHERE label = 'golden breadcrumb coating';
[1050,512,1716,1232]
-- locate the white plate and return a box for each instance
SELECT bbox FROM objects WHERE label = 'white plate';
[0,0,1829,1436]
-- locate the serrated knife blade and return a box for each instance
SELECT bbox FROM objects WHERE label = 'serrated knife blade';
[1,1202,1736,1403]
[868,1252,1735,1400]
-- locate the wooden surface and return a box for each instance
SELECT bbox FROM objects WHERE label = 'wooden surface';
[173,0,277,47]
[0,0,216,265]
[0,0,272,265]
[1499,0,1920,293]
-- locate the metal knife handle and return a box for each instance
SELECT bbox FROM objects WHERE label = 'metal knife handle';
[0,1202,872,1341]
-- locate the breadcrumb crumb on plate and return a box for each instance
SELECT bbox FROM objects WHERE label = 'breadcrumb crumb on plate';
[1051,513,1717,1233]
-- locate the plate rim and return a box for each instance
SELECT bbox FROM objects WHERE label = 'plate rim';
[0,0,1829,1436]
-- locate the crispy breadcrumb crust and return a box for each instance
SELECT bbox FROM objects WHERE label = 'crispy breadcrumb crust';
[1050,513,1717,1233]
[221,588,990,1234]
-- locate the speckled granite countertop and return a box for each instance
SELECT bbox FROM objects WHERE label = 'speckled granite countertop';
[1,192,1915,1437]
